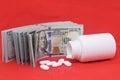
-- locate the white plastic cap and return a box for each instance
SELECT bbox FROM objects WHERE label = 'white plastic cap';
[66,40,82,60]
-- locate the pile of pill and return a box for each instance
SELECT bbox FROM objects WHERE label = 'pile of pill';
[39,59,72,70]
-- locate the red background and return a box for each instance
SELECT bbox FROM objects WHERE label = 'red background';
[0,0,120,80]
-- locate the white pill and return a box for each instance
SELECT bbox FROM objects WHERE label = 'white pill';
[51,61,57,64]
[39,60,50,65]
[47,61,59,67]
[51,59,65,67]
[66,55,72,59]
[63,61,72,67]
[46,62,53,66]
[56,58,64,66]
[52,62,61,67]
[58,59,64,63]
[45,61,56,66]
[40,65,50,70]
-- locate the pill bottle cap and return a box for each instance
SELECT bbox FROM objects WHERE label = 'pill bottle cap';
[66,40,82,60]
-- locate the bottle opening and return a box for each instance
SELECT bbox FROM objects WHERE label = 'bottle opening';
[66,42,73,59]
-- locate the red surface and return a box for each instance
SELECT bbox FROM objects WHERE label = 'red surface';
[0,0,120,80]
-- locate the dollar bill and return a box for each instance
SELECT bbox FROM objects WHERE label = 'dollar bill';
[1,31,6,62]
[40,21,78,27]
[23,32,29,64]
[27,31,36,67]
[2,30,16,62]
[13,28,28,64]
[18,32,25,64]
[4,26,31,63]
[35,25,83,62]
[2,27,26,63]
[26,25,45,67]
[35,27,50,60]
[13,31,21,64]
[50,26,83,54]
[12,25,42,64]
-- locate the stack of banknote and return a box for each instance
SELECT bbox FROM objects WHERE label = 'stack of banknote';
[2,21,84,67]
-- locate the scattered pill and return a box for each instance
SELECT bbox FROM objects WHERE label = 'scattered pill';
[39,60,50,65]
[66,55,72,59]
[50,61,57,64]
[40,64,50,70]
[39,59,72,70]
[46,62,53,66]
[46,61,58,67]
[58,58,64,63]
[52,62,61,67]
[63,61,72,67]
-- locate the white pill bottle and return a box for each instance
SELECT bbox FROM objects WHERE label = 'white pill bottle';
[66,33,116,62]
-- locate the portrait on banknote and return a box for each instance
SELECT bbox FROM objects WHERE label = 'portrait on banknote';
[36,30,49,59]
